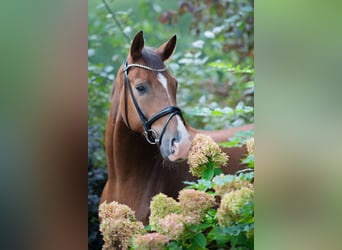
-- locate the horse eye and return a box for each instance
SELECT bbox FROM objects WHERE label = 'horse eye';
[135,85,146,94]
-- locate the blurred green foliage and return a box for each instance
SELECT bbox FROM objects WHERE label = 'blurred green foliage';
[88,0,253,248]
[88,0,254,167]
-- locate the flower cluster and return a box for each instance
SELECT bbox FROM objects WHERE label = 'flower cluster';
[187,134,228,177]
[214,176,253,196]
[159,213,185,240]
[99,133,254,249]
[246,137,254,155]
[217,187,254,227]
[149,193,181,232]
[133,233,170,250]
[99,201,145,250]
[179,189,216,225]
[149,190,216,241]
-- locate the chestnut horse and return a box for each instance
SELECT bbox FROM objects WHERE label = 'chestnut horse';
[100,31,253,224]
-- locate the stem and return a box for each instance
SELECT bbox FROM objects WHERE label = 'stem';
[101,0,131,44]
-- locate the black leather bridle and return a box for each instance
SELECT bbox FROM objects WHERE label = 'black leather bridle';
[123,59,183,145]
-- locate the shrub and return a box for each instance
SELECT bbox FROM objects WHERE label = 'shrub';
[99,201,145,250]
[99,133,254,249]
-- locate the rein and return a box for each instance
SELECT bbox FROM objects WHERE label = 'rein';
[123,59,183,145]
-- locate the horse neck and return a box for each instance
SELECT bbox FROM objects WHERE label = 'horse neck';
[105,76,162,182]
[113,119,161,180]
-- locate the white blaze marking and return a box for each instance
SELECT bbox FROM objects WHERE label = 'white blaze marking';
[157,73,170,99]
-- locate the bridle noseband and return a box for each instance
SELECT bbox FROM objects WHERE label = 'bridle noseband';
[123,59,183,145]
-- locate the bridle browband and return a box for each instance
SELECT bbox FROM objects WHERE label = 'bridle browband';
[123,59,183,145]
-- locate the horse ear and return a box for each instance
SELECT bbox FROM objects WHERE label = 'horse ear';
[130,30,144,60]
[157,34,177,61]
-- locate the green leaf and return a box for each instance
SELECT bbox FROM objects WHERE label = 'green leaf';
[246,81,254,88]
[222,224,253,236]
[207,61,225,68]
[214,168,223,176]
[212,174,235,186]
[166,241,182,250]
[220,130,254,148]
[231,235,239,247]
[219,137,240,148]
[192,233,207,248]
[197,179,213,191]
[236,171,254,181]
[211,109,223,116]
[241,154,254,168]
[207,227,229,245]
[202,167,215,180]
[183,181,197,188]
[196,223,212,231]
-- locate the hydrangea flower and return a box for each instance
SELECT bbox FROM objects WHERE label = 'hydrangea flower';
[246,137,254,155]
[213,175,253,197]
[217,187,254,227]
[99,201,145,250]
[158,213,186,240]
[133,233,170,250]
[149,193,181,232]
[178,189,216,225]
[188,134,228,177]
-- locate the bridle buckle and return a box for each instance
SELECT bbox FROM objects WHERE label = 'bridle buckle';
[144,129,159,145]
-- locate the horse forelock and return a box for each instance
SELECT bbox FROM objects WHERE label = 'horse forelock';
[141,47,165,69]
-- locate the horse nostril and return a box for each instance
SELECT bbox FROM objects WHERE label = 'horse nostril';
[170,138,176,154]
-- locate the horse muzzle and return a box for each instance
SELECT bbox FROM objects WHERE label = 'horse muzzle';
[159,116,192,162]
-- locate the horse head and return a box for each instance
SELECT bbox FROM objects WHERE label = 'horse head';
[117,31,191,162]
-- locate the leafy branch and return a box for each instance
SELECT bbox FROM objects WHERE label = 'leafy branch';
[101,0,131,44]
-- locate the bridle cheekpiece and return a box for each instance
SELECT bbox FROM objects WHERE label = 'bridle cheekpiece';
[123,59,183,145]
